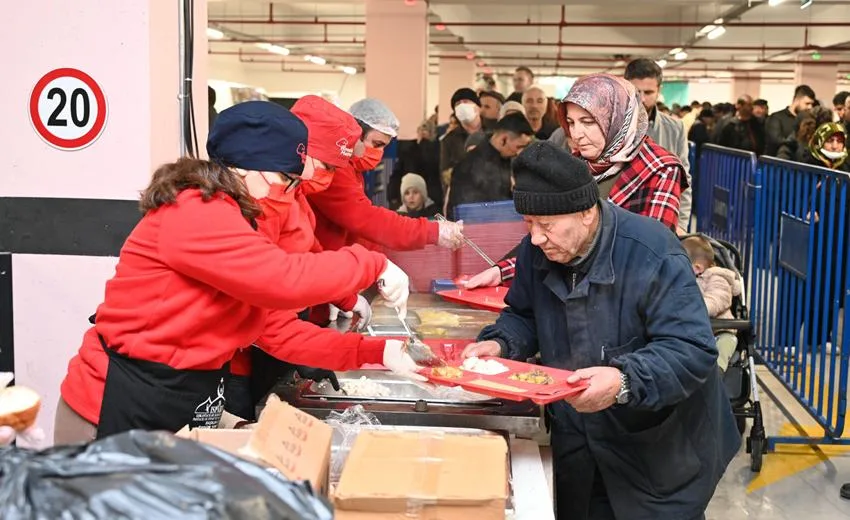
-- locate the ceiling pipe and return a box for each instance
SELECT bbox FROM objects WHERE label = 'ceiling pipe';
[209,2,850,29]
[229,54,849,75]
[209,17,850,28]
[213,38,835,52]
[211,50,850,67]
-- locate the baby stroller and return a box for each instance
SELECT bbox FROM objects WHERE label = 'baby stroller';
[682,234,766,472]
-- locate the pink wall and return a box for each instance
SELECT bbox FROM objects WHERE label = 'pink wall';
[438,58,476,125]
[795,60,840,105]
[0,0,209,445]
[365,0,428,139]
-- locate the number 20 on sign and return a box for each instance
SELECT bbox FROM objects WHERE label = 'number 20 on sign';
[29,68,108,151]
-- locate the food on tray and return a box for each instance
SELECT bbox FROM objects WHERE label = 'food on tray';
[415,310,462,328]
[340,377,391,398]
[468,379,525,393]
[403,337,445,367]
[460,357,509,375]
[431,366,464,379]
[415,326,449,337]
[509,369,555,385]
[0,383,41,432]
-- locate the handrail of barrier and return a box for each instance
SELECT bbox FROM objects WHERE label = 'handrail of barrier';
[695,144,758,284]
[751,156,850,446]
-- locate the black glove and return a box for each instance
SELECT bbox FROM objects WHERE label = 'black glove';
[295,366,341,392]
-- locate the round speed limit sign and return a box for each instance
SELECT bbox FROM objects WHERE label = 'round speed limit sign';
[29,68,108,151]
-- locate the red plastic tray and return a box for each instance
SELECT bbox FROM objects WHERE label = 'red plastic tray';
[437,286,508,312]
[421,356,590,405]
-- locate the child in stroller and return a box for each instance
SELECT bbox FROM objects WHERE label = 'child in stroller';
[682,235,742,372]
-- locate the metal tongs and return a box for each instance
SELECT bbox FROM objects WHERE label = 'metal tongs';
[395,307,445,368]
[435,213,496,267]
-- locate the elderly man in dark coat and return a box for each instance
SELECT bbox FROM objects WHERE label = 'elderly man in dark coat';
[463,141,740,520]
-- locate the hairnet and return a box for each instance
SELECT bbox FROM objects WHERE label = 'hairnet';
[349,98,400,138]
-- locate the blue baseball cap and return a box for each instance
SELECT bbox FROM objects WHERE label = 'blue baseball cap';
[207,101,307,174]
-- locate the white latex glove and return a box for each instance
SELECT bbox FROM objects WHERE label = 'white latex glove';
[377,260,410,319]
[437,220,464,249]
[383,340,428,382]
[328,304,342,322]
[350,295,372,331]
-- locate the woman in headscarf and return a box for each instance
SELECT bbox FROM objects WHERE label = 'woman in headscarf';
[466,73,688,288]
[801,123,849,354]
[807,122,848,171]
[776,106,834,163]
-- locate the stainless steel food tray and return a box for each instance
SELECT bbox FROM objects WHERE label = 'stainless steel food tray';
[306,370,499,405]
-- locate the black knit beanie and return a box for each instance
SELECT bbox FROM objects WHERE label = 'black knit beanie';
[512,141,599,216]
[451,88,481,109]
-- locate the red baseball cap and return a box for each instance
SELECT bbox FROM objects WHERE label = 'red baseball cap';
[291,95,361,169]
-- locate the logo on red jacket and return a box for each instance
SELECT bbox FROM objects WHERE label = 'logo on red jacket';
[337,138,353,158]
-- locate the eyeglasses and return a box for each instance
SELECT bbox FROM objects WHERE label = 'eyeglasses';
[279,172,302,193]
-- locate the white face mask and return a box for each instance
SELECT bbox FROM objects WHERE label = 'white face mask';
[455,103,479,124]
[821,148,847,160]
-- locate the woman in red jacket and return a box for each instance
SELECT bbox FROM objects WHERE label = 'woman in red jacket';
[220,97,379,419]
[55,102,418,444]
[307,98,465,253]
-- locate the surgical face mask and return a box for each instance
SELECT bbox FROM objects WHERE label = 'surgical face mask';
[301,161,335,195]
[454,103,479,124]
[351,144,384,172]
[821,148,847,160]
[257,180,298,217]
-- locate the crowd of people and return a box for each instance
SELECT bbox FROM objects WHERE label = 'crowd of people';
[33,57,849,520]
[392,63,850,228]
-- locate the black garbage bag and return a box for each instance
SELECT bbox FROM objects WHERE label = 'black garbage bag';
[0,430,333,520]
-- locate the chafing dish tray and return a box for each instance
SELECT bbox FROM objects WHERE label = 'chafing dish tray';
[270,370,542,438]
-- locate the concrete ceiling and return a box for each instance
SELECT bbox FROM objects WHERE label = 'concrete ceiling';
[207,0,850,80]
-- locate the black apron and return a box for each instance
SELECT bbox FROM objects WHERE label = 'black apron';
[93,317,230,439]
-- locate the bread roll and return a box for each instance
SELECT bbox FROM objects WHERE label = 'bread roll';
[0,386,41,431]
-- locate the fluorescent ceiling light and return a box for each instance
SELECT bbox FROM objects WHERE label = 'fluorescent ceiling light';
[305,55,327,65]
[674,51,688,60]
[768,0,785,6]
[669,47,684,55]
[656,59,668,68]
[800,0,812,7]
[206,27,225,40]
[707,26,727,39]
[697,25,716,36]
[256,43,290,56]
[339,66,357,75]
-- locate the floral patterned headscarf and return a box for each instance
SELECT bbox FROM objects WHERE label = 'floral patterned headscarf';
[558,73,649,179]
[808,122,847,170]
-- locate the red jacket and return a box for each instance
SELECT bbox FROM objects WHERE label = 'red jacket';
[307,161,440,252]
[229,191,362,376]
[61,189,387,424]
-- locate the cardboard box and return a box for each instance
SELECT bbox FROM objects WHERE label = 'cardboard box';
[176,427,255,459]
[176,396,333,494]
[333,430,508,520]
[248,395,332,494]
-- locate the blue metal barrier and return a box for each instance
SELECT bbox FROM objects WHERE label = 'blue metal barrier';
[695,145,758,279]
[750,157,850,448]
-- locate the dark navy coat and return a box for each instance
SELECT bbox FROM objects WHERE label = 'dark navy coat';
[479,202,740,519]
